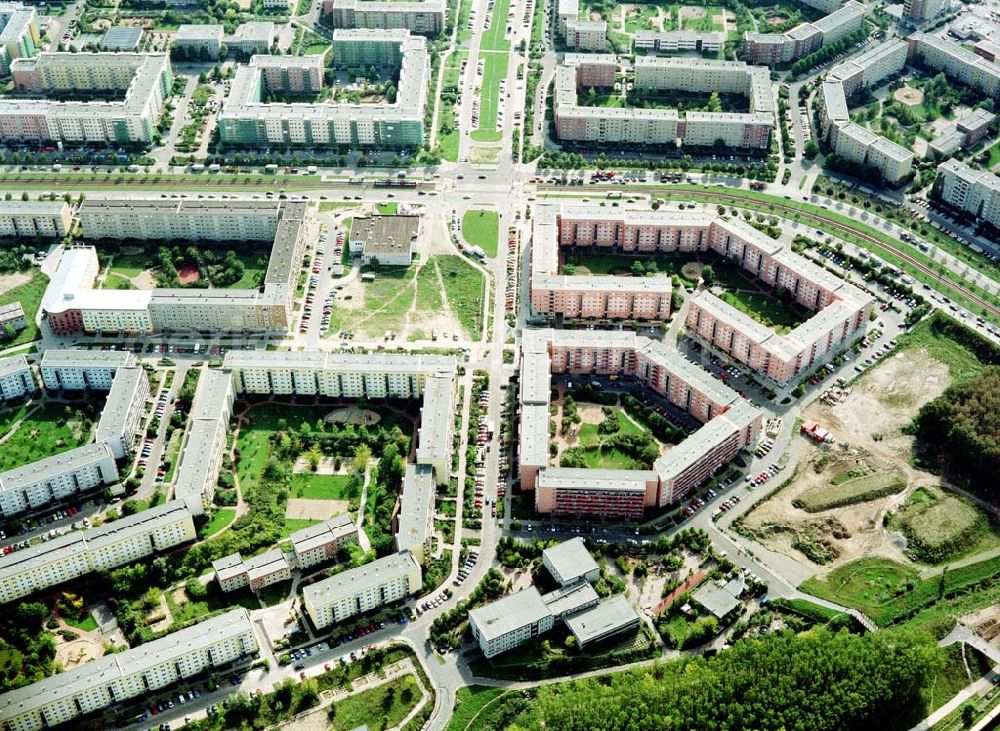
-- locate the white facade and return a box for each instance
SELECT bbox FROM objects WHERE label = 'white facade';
[0,201,71,238]
[936,159,1000,229]
[0,355,36,402]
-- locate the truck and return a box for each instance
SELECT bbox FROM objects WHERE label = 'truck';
[800,421,836,443]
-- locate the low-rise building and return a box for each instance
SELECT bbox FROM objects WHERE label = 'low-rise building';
[173,24,224,59]
[542,537,601,586]
[564,594,641,648]
[540,581,599,620]
[692,576,745,619]
[634,30,724,55]
[100,25,144,51]
[213,549,291,592]
[0,200,72,238]
[0,608,257,731]
[291,514,359,568]
[0,500,196,604]
[0,354,35,402]
[0,303,26,334]
[468,587,555,658]
[348,214,419,266]
[302,550,422,628]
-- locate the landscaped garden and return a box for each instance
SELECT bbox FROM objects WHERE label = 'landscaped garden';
[0,400,99,472]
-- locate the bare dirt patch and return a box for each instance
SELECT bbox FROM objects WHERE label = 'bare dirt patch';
[740,349,951,575]
[679,5,707,20]
[177,262,201,284]
[681,262,705,281]
[893,86,925,107]
[286,498,348,520]
[0,271,30,297]
[325,406,381,426]
[765,13,789,25]
[133,270,158,290]
[56,638,102,669]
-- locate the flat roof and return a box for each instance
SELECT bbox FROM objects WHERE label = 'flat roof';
[291,514,357,554]
[415,373,454,464]
[564,594,640,645]
[40,348,134,369]
[101,25,143,49]
[94,366,146,443]
[175,24,224,41]
[654,403,759,482]
[245,548,289,582]
[0,354,30,380]
[212,552,246,582]
[349,215,419,256]
[0,608,253,720]
[693,579,742,618]
[172,418,225,502]
[541,581,599,617]
[303,550,419,609]
[469,587,550,643]
[396,463,435,554]
[224,349,457,376]
[190,369,234,421]
[536,467,653,493]
[0,441,114,492]
[542,537,600,584]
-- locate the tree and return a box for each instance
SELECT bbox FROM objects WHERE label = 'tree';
[804,140,820,159]
[962,703,976,727]
[701,265,716,285]
[306,444,322,471]
[353,443,372,474]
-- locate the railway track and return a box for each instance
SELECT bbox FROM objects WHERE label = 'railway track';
[540,184,1000,321]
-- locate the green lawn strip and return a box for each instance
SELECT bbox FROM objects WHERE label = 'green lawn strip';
[801,554,1000,628]
[201,508,236,537]
[480,0,511,50]
[318,202,359,212]
[476,52,509,134]
[62,613,99,632]
[440,131,461,163]
[988,140,1000,169]
[0,401,93,472]
[434,255,486,338]
[461,210,500,257]
[445,686,509,731]
[376,202,399,215]
[328,673,423,731]
[108,251,150,278]
[456,0,476,45]
[291,472,355,500]
[641,186,999,318]
[0,172,323,191]
[0,270,47,347]
[162,432,183,484]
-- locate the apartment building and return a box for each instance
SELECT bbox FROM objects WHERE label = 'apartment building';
[226,22,274,57]
[0,355,34,403]
[519,328,763,512]
[935,159,1000,229]
[224,349,455,482]
[0,201,72,239]
[903,0,945,21]
[394,463,434,562]
[94,366,149,458]
[218,30,427,148]
[302,550,422,628]
[0,442,118,519]
[0,3,37,75]
[0,608,256,731]
[469,587,555,658]
[173,24,224,59]
[3,52,172,144]
[817,39,914,183]
[565,20,606,51]
[743,1,864,66]
[554,55,774,149]
[290,514,359,569]
[39,349,136,391]
[0,303,25,336]
[909,33,1000,101]
[0,499,196,604]
[634,30,725,55]
[212,549,291,593]
[172,369,234,514]
[46,200,306,335]
[322,0,445,35]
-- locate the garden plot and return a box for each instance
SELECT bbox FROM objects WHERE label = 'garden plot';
[738,347,953,574]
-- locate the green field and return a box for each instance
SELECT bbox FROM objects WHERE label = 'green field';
[794,471,906,513]
[376,202,399,215]
[480,0,511,51]
[473,53,509,140]
[328,673,423,731]
[800,557,919,623]
[291,473,357,500]
[896,313,992,383]
[891,487,1000,565]
[461,210,500,258]
[445,686,510,731]
[0,401,94,472]
[236,404,337,491]
[62,613,98,632]
[164,585,259,628]
[0,403,31,439]
[563,251,697,286]
[435,255,486,338]
[711,260,808,333]
[0,270,48,347]
[202,508,236,537]
[107,251,150,278]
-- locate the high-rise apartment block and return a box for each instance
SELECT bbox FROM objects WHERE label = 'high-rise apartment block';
[0,201,71,238]
[743,1,864,66]
[322,0,444,35]
[0,3,37,75]
[934,159,1000,230]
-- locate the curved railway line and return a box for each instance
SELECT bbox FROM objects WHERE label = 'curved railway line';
[540,184,1000,322]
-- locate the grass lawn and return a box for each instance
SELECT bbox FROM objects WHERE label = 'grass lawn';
[988,139,1000,170]
[102,274,136,290]
[475,53,509,136]
[440,130,460,162]
[896,313,991,383]
[202,508,236,537]
[108,251,151,278]
[214,248,269,290]
[719,290,807,333]
[0,270,48,347]
[376,202,399,215]
[258,579,293,607]
[326,265,418,339]
[800,557,919,623]
[563,251,698,287]
[279,517,321,540]
[480,0,511,50]
[328,673,423,731]
[0,401,93,472]
[62,613,98,632]
[461,210,500,258]
[579,446,641,469]
[925,643,992,712]
[445,686,510,731]
[291,473,356,500]
[435,255,486,338]
[577,409,647,446]
[318,202,359,212]
[890,486,1000,565]
[164,586,259,628]
[236,403,337,491]
[0,402,31,440]
[162,432,183,484]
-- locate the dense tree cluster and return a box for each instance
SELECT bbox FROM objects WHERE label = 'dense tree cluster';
[0,602,56,692]
[908,366,1000,493]
[510,629,941,731]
